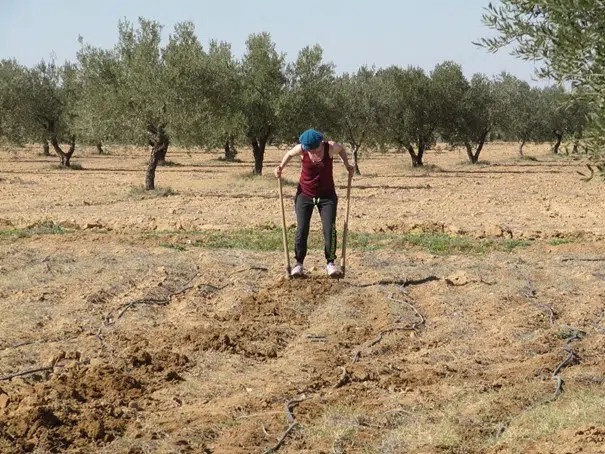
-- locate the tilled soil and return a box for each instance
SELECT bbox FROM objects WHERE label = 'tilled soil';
[1,144,604,453]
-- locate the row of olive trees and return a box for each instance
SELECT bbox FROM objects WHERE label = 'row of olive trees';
[478,0,605,164]
[333,63,588,167]
[0,58,79,166]
[0,17,592,189]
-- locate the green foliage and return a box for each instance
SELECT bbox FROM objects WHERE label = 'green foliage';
[0,57,78,163]
[399,233,489,254]
[376,65,439,167]
[432,61,471,145]
[74,41,123,145]
[478,0,605,162]
[153,229,533,255]
[241,32,286,175]
[77,18,199,146]
[1,12,599,180]
[432,62,496,163]
[162,21,215,148]
[77,18,228,187]
[493,72,543,149]
[549,238,571,246]
[330,66,383,173]
[540,86,568,139]
[279,44,335,142]
[487,71,587,156]
[27,60,77,144]
[503,239,531,251]
[0,59,29,143]
[199,40,246,154]
[537,85,589,152]
[0,221,68,238]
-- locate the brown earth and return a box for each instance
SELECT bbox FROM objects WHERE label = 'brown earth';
[0,143,604,453]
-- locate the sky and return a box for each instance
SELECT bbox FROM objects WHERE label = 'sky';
[0,0,546,84]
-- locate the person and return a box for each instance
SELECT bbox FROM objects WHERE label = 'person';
[274,129,355,277]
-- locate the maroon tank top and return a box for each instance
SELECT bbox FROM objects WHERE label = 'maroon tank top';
[297,141,336,198]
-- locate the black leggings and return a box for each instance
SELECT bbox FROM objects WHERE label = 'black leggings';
[294,193,338,264]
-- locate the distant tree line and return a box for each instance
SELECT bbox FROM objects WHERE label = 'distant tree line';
[0,17,593,189]
[478,0,605,177]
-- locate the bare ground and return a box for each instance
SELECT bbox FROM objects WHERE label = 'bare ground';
[0,143,604,453]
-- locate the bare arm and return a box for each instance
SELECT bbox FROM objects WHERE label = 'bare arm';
[275,144,302,178]
[329,141,355,176]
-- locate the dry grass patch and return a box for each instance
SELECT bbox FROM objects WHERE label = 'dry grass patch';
[0,220,69,238]
[376,413,462,453]
[128,186,178,198]
[306,404,373,453]
[494,389,605,451]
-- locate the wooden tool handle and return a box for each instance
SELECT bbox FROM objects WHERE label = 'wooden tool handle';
[340,172,353,277]
[278,177,291,277]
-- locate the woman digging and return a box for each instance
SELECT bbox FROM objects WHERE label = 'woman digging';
[274,129,355,278]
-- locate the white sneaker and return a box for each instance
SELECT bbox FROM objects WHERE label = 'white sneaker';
[291,262,304,277]
[327,262,342,277]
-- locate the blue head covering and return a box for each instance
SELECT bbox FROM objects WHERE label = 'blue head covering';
[299,129,324,151]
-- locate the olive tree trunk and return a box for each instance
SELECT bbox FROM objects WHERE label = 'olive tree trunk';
[50,135,76,167]
[251,136,268,175]
[518,140,526,156]
[146,125,170,190]
[347,139,362,175]
[464,130,489,164]
[552,131,563,154]
[224,138,238,161]
[405,142,425,167]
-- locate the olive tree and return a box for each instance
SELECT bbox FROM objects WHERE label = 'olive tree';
[205,41,245,161]
[539,86,569,154]
[432,62,497,164]
[330,66,382,174]
[492,72,543,155]
[564,91,591,153]
[240,32,286,175]
[538,86,591,154]
[478,0,605,158]
[74,43,122,157]
[0,59,28,147]
[162,27,235,157]
[376,65,439,167]
[0,58,79,164]
[77,18,214,189]
[278,44,335,144]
